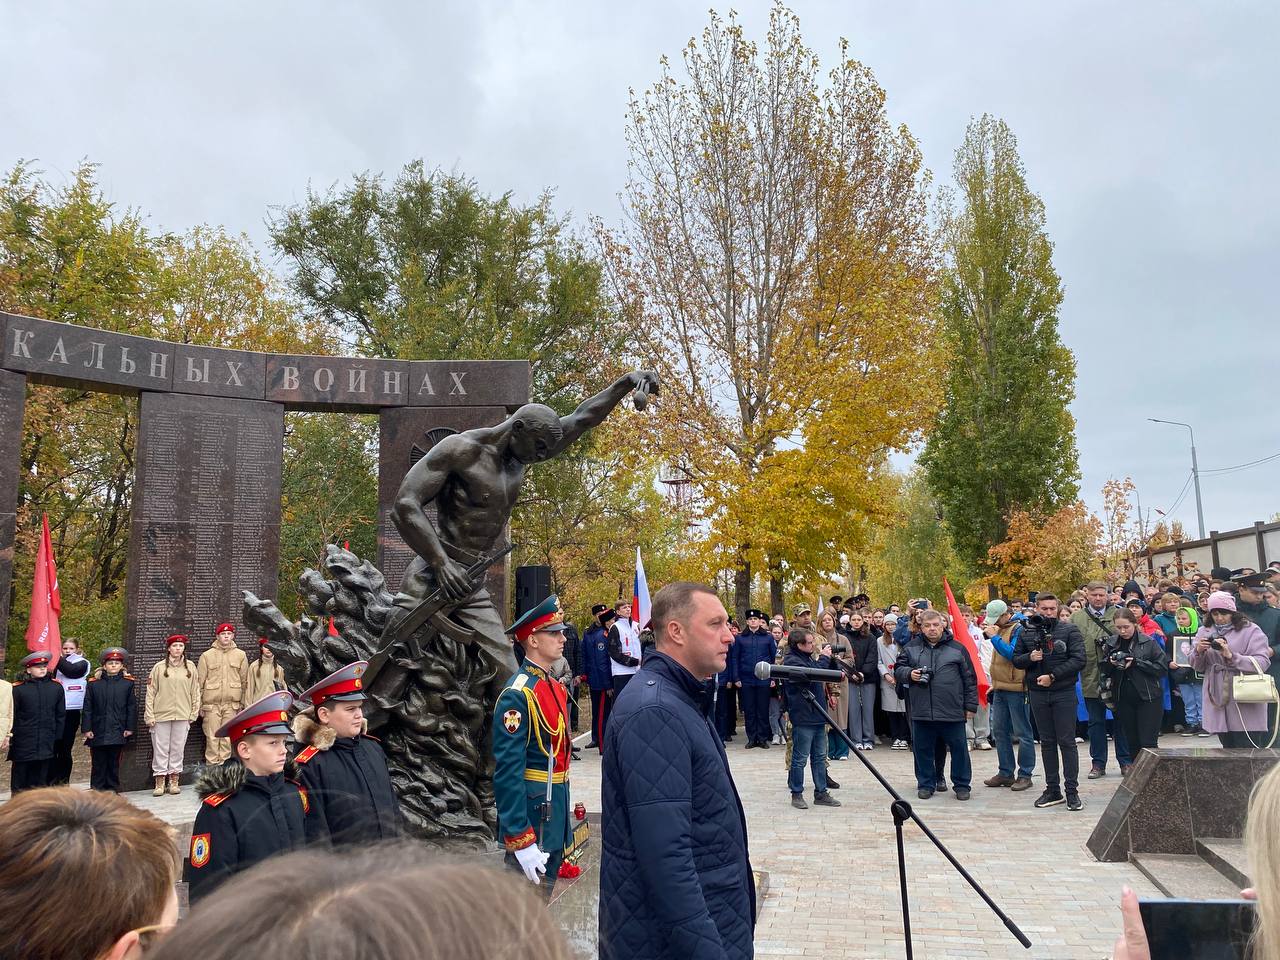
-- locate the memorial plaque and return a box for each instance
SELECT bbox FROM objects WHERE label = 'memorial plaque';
[377,406,513,602]
[406,360,530,408]
[122,392,284,790]
[265,355,408,411]
[0,370,24,666]
[1,313,174,394]
[173,343,266,400]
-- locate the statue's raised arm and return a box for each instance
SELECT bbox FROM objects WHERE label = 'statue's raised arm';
[551,370,660,456]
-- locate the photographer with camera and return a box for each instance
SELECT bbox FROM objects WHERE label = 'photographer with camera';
[894,609,978,801]
[1101,609,1170,756]
[1071,581,1133,779]
[1012,594,1086,811]
[1191,591,1273,747]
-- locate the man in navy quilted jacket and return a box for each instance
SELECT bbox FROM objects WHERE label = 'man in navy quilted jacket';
[600,581,755,960]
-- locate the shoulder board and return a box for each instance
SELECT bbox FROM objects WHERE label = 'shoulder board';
[13,680,24,686]
[361,733,381,743]
[51,677,63,684]
[511,674,528,691]
[203,791,231,808]
[295,745,319,765]
[88,676,100,682]
[123,673,136,681]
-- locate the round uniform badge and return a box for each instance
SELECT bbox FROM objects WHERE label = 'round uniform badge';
[597,642,605,651]
[503,709,522,733]
[190,833,211,868]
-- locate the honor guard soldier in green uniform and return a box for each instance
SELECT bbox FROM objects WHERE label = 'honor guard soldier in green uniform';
[493,595,575,897]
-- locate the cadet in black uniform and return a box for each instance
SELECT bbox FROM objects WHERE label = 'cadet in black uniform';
[292,660,403,846]
[9,651,65,792]
[184,691,309,903]
[81,646,136,792]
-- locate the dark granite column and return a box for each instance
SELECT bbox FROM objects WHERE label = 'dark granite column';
[0,370,24,669]
[377,406,511,610]
[122,392,284,790]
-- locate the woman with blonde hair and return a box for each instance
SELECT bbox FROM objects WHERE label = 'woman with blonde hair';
[246,639,286,703]
[819,611,850,760]
[145,634,201,796]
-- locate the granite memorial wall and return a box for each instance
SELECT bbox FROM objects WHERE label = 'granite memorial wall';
[0,311,529,789]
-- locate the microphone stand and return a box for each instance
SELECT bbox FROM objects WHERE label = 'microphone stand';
[793,672,1031,958]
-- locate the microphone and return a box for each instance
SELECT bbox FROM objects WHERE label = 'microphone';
[754,661,844,683]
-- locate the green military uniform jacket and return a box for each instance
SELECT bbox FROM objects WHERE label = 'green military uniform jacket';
[492,658,572,854]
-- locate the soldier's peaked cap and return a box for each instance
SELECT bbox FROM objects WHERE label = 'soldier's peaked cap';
[20,651,50,668]
[300,661,368,706]
[506,595,569,643]
[215,691,295,742]
[100,647,128,663]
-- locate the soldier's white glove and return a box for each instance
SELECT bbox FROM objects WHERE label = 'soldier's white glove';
[514,844,550,885]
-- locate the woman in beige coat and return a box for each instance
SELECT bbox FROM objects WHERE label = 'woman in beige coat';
[246,641,286,703]
[145,634,201,795]
[819,611,851,760]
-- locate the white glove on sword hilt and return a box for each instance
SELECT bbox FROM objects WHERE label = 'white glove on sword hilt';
[514,844,550,884]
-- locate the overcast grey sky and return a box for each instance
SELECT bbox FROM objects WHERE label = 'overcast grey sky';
[2,1,1277,537]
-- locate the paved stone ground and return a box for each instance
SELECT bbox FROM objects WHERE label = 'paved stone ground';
[565,731,1166,960]
[4,731,1181,959]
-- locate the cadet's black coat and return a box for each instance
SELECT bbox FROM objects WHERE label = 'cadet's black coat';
[81,672,136,745]
[184,759,309,903]
[291,712,403,846]
[9,674,65,762]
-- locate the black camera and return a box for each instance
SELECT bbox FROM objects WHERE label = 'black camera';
[916,667,933,686]
[1024,615,1066,655]
[1106,649,1130,668]
[1026,613,1052,631]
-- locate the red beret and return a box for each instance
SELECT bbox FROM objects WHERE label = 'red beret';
[215,622,235,635]
[165,634,189,647]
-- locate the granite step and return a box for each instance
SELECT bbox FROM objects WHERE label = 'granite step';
[1132,854,1243,900]
[1197,838,1251,889]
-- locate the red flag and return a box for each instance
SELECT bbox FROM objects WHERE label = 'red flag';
[943,578,989,708]
[25,513,63,672]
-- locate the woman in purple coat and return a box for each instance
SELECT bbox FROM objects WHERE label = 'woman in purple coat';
[1191,591,1273,747]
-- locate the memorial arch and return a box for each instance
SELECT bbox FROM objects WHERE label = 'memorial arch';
[0,311,529,788]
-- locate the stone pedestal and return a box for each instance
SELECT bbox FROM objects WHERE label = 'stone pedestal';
[1088,746,1280,862]
[121,392,284,790]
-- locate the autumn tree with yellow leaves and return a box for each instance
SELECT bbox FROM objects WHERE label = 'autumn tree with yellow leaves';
[601,4,940,617]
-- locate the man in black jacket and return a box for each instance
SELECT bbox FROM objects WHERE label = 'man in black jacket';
[81,647,136,792]
[894,610,978,800]
[1012,594,1087,811]
[600,581,754,960]
[9,651,65,792]
[782,629,842,809]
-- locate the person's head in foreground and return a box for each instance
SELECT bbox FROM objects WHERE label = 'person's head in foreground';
[1113,762,1280,959]
[0,788,179,960]
[147,847,570,960]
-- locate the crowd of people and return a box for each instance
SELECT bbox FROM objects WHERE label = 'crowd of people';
[674,564,1280,815]
[0,564,1277,959]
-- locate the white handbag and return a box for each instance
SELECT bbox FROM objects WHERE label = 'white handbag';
[1233,656,1278,703]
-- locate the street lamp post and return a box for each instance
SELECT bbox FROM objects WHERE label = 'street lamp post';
[1148,418,1206,540]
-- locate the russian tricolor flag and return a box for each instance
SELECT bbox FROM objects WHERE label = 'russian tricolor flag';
[632,547,652,628]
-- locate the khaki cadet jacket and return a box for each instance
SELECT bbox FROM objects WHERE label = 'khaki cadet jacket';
[145,659,202,724]
[246,660,285,704]
[197,645,249,710]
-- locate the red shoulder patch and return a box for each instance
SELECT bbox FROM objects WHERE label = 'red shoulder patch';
[296,784,310,814]
[203,791,230,808]
[295,745,319,765]
[362,733,381,743]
